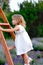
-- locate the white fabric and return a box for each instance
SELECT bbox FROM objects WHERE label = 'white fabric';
[15,25,33,55]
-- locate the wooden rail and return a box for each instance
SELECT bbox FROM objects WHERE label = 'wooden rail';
[0,23,10,26]
[0,7,15,40]
[0,7,15,65]
[0,31,14,65]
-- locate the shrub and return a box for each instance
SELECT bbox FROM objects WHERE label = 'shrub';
[33,44,43,51]
[31,59,36,64]
[37,54,42,58]
[0,59,5,65]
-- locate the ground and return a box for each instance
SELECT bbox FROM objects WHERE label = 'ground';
[0,38,43,65]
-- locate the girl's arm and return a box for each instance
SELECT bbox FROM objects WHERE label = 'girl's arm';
[0,26,19,32]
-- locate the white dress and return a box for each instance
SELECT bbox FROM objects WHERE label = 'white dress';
[15,25,33,55]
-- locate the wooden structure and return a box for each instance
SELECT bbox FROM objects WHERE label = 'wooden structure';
[0,7,15,65]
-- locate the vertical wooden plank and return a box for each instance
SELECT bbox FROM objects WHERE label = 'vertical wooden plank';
[0,7,15,40]
[0,31,14,65]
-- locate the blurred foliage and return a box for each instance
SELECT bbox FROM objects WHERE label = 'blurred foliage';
[0,59,5,65]
[0,0,43,38]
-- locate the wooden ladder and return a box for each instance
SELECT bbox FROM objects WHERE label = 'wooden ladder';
[0,7,15,65]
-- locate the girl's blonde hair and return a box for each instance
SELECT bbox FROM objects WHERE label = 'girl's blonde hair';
[12,14,26,28]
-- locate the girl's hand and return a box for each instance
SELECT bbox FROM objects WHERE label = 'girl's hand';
[0,27,3,31]
[0,25,19,32]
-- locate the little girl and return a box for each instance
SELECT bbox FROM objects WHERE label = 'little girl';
[0,14,33,65]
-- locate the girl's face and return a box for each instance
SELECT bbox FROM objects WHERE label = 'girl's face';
[12,19,18,25]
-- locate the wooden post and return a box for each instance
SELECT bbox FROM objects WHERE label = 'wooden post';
[0,7,15,65]
[0,31,14,65]
[0,7,15,40]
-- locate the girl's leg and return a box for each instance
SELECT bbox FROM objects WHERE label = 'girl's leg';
[21,53,30,65]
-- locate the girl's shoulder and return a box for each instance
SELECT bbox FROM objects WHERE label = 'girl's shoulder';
[18,25,25,29]
[15,25,23,28]
[18,25,24,28]
[15,25,25,31]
